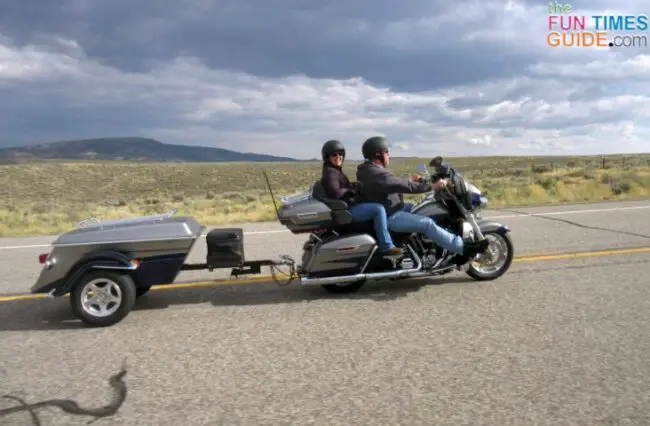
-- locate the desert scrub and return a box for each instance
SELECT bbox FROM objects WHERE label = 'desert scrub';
[0,155,649,237]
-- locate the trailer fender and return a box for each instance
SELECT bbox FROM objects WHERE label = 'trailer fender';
[52,250,140,297]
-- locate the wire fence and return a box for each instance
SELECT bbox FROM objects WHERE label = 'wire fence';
[446,156,650,177]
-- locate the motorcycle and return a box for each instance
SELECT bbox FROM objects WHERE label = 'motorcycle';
[272,156,514,293]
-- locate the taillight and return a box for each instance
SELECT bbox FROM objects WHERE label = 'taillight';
[39,253,50,264]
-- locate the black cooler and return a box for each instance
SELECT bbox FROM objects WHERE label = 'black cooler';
[206,228,245,269]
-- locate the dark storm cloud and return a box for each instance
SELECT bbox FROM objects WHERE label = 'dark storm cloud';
[0,0,540,91]
[0,0,648,155]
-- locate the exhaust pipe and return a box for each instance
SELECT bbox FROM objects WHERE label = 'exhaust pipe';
[300,244,423,286]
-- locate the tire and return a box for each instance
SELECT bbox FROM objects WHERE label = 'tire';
[321,281,365,294]
[70,271,137,327]
[136,285,152,298]
[466,229,514,281]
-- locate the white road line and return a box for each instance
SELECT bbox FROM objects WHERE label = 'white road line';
[0,204,648,251]
[484,204,650,219]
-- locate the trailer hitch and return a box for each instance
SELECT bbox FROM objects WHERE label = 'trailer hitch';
[269,255,298,287]
[228,255,298,286]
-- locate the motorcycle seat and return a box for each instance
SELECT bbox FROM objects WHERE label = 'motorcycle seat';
[333,220,413,245]
[311,181,349,211]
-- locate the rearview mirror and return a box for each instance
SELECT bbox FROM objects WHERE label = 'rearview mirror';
[415,163,428,174]
[429,156,443,168]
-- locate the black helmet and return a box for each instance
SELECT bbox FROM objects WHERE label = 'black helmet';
[361,136,389,160]
[321,139,345,161]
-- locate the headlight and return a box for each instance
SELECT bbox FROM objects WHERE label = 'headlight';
[469,193,488,208]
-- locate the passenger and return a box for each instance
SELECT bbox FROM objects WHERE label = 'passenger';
[319,139,403,256]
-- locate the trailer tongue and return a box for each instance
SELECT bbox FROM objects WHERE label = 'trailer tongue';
[179,227,296,279]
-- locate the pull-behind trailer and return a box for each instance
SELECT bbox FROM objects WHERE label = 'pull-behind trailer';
[31,210,298,327]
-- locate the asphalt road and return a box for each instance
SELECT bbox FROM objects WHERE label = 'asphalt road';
[1,200,650,425]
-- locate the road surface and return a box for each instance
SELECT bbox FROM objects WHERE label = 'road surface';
[1,200,649,425]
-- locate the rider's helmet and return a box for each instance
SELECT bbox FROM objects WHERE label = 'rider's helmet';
[321,139,346,162]
[361,136,389,164]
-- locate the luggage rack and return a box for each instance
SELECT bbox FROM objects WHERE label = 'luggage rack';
[77,209,178,228]
[278,186,313,205]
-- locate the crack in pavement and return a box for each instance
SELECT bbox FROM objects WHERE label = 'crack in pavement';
[490,208,650,240]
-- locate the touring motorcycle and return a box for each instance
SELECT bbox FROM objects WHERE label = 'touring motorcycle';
[273,156,514,293]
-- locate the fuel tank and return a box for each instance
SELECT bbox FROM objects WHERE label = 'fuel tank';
[412,201,451,224]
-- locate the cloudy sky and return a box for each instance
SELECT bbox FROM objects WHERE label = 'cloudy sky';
[0,0,648,159]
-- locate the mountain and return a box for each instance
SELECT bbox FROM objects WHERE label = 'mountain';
[0,137,299,163]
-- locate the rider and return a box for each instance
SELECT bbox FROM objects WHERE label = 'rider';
[355,136,489,260]
[320,139,403,256]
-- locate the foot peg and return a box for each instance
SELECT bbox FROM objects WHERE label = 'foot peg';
[381,247,404,257]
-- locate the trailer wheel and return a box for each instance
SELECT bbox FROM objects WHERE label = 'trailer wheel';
[321,281,365,294]
[70,271,137,327]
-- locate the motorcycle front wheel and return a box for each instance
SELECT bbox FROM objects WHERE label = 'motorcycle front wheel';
[466,228,514,281]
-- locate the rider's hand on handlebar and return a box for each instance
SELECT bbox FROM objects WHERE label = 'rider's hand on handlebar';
[411,175,422,182]
[432,179,448,191]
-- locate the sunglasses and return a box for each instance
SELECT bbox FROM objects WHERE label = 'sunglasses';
[330,152,344,158]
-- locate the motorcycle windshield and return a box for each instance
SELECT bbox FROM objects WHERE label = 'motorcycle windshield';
[465,181,481,195]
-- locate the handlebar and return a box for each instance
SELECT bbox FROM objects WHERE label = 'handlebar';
[433,162,454,179]
[419,159,459,198]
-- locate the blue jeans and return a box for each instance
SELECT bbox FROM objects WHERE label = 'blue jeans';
[387,205,464,254]
[348,203,396,251]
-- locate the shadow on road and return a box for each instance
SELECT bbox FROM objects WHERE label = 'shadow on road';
[0,274,475,332]
[3,253,648,332]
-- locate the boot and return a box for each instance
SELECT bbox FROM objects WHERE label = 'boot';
[382,246,404,256]
[464,239,489,256]
[454,239,489,265]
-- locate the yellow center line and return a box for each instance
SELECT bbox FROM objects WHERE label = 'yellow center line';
[513,246,650,262]
[1,245,649,303]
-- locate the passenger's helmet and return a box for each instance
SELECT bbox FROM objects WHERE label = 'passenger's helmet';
[361,136,389,161]
[321,139,346,161]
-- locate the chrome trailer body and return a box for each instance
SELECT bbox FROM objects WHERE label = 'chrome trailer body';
[31,210,293,327]
[32,212,205,297]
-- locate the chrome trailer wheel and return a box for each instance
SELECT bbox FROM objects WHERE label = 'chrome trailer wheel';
[466,229,514,281]
[70,271,137,327]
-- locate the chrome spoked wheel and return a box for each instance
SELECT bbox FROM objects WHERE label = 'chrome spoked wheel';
[81,278,123,317]
[466,230,514,281]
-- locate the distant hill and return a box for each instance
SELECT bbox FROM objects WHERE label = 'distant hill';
[0,137,299,163]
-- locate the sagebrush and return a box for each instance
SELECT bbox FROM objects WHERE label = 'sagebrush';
[1,154,649,237]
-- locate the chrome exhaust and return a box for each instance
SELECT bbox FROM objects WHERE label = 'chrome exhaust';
[403,264,456,279]
[299,244,423,286]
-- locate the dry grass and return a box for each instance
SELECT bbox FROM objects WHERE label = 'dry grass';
[1,154,649,237]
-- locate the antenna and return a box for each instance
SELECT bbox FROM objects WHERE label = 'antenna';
[262,169,281,221]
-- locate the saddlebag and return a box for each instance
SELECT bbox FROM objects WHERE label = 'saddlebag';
[206,228,245,268]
